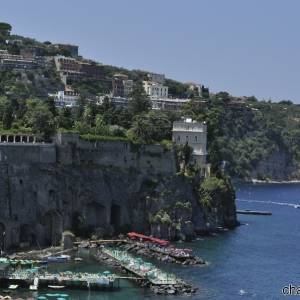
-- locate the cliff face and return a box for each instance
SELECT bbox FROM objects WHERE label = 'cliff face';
[0,134,237,249]
[250,146,300,181]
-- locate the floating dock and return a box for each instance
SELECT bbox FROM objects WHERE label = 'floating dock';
[237,210,272,215]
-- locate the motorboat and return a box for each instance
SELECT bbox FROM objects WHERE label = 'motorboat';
[48,285,66,289]
[47,254,71,263]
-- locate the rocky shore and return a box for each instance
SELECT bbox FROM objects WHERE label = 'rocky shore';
[94,249,197,295]
[117,241,206,266]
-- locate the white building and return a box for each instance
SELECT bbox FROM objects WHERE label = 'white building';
[172,118,207,166]
[53,89,79,108]
[143,81,168,99]
[151,98,190,111]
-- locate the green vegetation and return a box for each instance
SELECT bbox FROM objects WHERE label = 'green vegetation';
[198,175,235,208]
[0,22,12,43]
[0,27,299,180]
[150,210,172,225]
[183,95,300,179]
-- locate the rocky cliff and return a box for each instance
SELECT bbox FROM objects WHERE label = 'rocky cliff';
[0,134,237,250]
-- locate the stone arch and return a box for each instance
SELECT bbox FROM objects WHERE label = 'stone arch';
[20,224,36,246]
[10,228,19,248]
[15,135,21,143]
[8,135,13,143]
[85,202,107,227]
[42,210,63,246]
[0,223,6,251]
[110,204,122,232]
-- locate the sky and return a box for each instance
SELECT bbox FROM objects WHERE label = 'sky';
[1,0,300,103]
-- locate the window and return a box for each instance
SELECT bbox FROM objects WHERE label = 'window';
[195,136,197,142]
[186,136,189,141]
[177,135,180,141]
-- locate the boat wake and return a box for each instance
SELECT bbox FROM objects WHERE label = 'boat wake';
[237,199,300,208]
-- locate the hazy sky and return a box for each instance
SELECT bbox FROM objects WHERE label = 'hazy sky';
[2,0,300,103]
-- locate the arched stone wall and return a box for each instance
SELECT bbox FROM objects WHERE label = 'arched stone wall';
[0,223,6,252]
[42,210,63,246]
[110,204,122,232]
[85,202,107,227]
[20,224,36,246]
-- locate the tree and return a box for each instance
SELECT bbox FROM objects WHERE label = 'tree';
[0,22,12,43]
[82,103,97,126]
[176,143,193,174]
[46,96,57,116]
[56,108,73,129]
[130,111,171,143]
[24,100,55,141]
[128,85,151,115]
[95,114,109,135]
[2,103,13,129]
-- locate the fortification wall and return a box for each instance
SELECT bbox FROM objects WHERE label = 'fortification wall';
[0,134,178,250]
[0,144,56,164]
[55,133,177,175]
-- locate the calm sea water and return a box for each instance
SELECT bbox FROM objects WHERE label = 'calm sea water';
[3,183,300,300]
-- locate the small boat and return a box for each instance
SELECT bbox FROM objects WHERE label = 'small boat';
[47,255,71,262]
[74,257,83,262]
[29,277,39,290]
[29,285,38,291]
[48,285,66,289]
[8,285,18,290]
[294,204,300,209]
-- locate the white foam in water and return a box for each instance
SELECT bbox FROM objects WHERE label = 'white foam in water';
[239,289,246,295]
[237,199,300,208]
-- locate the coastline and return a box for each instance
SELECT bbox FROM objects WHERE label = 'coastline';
[251,179,300,184]
[233,178,300,185]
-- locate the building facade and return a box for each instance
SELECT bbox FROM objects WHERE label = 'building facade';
[151,98,190,111]
[54,56,105,84]
[172,118,207,166]
[0,50,43,70]
[112,74,133,97]
[143,81,168,98]
[53,88,79,108]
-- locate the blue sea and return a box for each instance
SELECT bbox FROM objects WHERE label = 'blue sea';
[3,183,300,300]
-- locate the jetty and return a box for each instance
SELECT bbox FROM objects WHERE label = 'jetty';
[96,246,196,295]
[237,210,272,216]
[0,257,120,291]
[0,270,119,291]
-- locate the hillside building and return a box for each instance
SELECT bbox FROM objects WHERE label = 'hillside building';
[172,118,207,167]
[54,55,105,84]
[143,81,168,98]
[80,62,104,81]
[151,97,190,111]
[53,87,79,108]
[0,50,43,70]
[112,74,133,97]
